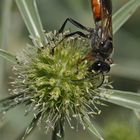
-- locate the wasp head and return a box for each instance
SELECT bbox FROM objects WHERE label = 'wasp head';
[91,60,110,73]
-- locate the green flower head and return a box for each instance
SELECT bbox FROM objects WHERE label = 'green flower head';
[2,31,111,139]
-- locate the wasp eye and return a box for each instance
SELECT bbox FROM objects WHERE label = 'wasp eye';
[91,60,110,73]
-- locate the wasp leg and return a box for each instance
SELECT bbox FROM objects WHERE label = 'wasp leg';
[96,72,105,88]
[58,18,90,34]
[64,31,89,38]
[71,72,105,88]
[90,71,105,88]
[51,31,88,55]
[56,31,88,46]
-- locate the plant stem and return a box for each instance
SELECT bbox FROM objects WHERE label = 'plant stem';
[52,118,65,140]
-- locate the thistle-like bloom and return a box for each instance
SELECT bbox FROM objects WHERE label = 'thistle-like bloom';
[0,31,111,140]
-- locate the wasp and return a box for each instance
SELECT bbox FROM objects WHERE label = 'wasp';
[56,0,113,82]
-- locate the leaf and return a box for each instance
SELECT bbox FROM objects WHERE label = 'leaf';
[15,0,48,47]
[134,110,140,120]
[83,114,104,140]
[100,89,140,110]
[16,112,41,140]
[111,61,140,81]
[0,0,13,91]
[0,93,30,114]
[0,0,13,49]
[0,49,17,63]
[113,0,140,34]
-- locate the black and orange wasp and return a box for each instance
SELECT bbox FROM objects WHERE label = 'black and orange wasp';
[56,0,114,75]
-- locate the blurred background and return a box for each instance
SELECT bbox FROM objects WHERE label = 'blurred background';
[0,0,140,140]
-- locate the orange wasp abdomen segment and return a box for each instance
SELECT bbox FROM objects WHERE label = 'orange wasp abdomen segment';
[91,0,102,21]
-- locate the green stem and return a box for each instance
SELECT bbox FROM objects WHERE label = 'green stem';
[15,0,48,47]
[52,118,65,140]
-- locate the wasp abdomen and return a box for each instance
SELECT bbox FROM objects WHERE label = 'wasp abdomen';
[91,0,102,21]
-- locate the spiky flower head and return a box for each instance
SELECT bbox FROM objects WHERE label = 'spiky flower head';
[3,31,110,138]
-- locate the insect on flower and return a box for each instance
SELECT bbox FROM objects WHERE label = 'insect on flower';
[55,0,113,76]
